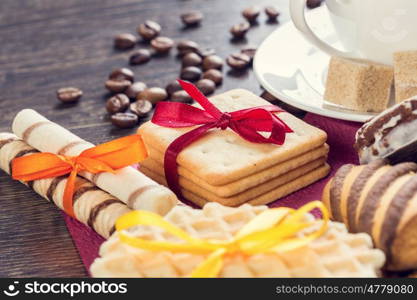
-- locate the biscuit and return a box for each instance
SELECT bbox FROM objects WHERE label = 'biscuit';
[138,89,327,185]
[141,163,330,207]
[140,144,329,197]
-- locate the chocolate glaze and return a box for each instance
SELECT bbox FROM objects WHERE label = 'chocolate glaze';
[22,121,50,141]
[380,176,417,258]
[72,185,99,204]
[357,163,417,235]
[57,140,90,155]
[87,199,124,229]
[346,159,387,232]
[355,99,417,151]
[108,225,116,236]
[0,138,18,150]
[46,176,67,202]
[329,164,354,222]
[127,185,158,208]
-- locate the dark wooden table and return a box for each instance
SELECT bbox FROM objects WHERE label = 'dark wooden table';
[0,0,310,277]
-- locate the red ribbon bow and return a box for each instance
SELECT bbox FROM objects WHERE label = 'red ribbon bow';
[151,80,293,198]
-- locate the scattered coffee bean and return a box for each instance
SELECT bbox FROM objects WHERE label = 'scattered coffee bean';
[129,49,152,65]
[165,80,183,96]
[177,40,200,56]
[106,94,130,114]
[242,6,261,23]
[105,79,132,93]
[180,66,202,82]
[137,20,161,40]
[182,52,202,67]
[226,53,251,70]
[171,90,193,103]
[111,112,138,128]
[202,69,223,86]
[125,81,147,99]
[196,47,216,58]
[202,55,223,71]
[240,47,257,64]
[151,37,174,53]
[56,87,83,103]
[109,68,134,82]
[137,87,168,104]
[307,0,322,9]
[196,79,216,96]
[114,33,138,50]
[130,99,153,117]
[181,11,203,27]
[265,6,280,21]
[230,22,250,39]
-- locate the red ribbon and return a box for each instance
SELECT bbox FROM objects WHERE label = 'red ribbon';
[151,80,293,198]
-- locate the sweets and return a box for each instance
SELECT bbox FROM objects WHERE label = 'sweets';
[90,202,384,277]
[323,160,417,271]
[355,98,417,164]
[394,51,417,103]
[12,109,177,215]
[0,133,130,238]
[324,57,394,112]
[138,88,329,207]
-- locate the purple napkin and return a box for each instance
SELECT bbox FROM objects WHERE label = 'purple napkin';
[63,113,362,275]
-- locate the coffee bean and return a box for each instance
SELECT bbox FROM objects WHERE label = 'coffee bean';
[241,47,257,64]
[137,20,161,40]
[129,49,152,65]
[202,55,223,71]
[130,100,153,117]
[202,69,223,86]
[151,37,174,53]
[265,6,280,21]
[181,11,203,26]
[182,52,202,67]
[111,112,138,128]
[105,79,132,93]
[177,40,200,56]
[196,47,216,58]
[165,80,183,96]
[109,68,134,82]
[125,82,147,99]
[137,87,168,104]
[242,6,261,23]
[56,87,83,103]
[196,79,216,96]
[180,66,202,82]
[171,90,193,103]
[106,94,130,114]
[226,53,251,70]
[307,0,322,9]
[114,33,137,50]
[230,22,250,39]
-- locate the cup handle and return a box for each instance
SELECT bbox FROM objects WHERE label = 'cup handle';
[289,0,356,59]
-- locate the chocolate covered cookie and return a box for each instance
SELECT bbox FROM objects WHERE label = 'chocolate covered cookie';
[355,98,417,164]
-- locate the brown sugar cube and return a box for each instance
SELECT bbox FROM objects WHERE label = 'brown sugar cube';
[394,51,417,103]
[324,57,394,112]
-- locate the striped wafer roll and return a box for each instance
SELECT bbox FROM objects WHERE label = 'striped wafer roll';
[0,133,131,238]
[12,109,178,215]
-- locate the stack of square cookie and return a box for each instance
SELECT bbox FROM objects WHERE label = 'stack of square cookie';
[138,89,330,207]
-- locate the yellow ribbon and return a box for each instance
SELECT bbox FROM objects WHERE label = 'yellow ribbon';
[115,201,329,278]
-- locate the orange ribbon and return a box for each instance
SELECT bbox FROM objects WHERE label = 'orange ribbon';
[12,135,148,217]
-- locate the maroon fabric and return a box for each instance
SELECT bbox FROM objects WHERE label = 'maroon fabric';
[63,113,362,275]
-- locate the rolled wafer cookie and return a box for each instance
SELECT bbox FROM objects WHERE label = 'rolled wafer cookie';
[323,161,417,271]
[12,109,178,215]
[0,133,131,238]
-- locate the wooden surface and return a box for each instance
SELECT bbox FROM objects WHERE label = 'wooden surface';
[0,0,306,277]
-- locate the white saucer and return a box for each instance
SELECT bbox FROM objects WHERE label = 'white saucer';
[254,6,377,123]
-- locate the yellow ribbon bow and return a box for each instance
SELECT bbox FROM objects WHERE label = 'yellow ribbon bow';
[115,201,329,278]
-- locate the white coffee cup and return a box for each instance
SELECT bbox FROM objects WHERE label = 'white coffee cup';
[290,0,417,65]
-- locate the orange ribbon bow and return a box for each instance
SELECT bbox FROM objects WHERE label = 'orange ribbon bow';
[12,135,148,217]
